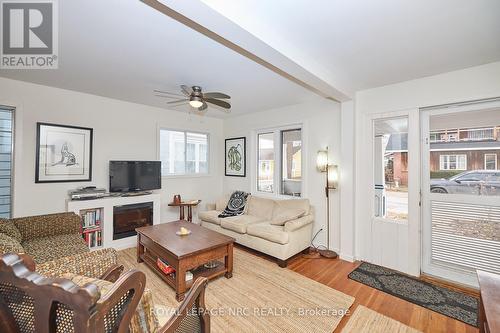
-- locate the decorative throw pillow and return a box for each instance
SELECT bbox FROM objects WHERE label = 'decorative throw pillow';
[0,233,25,255]
[0,219,22,242]
[218,191,250,218]
[270,208,306,226]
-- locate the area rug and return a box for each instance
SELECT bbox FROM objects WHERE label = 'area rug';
[118,248,354,333]
[342,306,422,333]
[348,262,478,327]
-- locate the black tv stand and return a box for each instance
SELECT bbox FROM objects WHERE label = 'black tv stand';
[120,191,153,197]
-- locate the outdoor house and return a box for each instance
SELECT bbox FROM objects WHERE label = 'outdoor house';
[385,125,500,185]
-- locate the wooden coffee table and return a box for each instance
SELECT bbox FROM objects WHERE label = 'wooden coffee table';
[136,220,234,301]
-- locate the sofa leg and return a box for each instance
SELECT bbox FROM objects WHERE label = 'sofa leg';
[277,259,287,268]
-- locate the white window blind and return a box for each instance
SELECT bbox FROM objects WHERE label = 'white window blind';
[431,200,500,275]
[0,107,13,218]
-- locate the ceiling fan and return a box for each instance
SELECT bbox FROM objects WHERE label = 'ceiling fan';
[154,85,231,113]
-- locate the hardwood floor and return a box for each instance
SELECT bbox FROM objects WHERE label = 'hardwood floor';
[284,251,479,333]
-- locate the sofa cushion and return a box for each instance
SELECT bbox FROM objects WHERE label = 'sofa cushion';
[270,207,306,226]
[273,199,310,218]
[0,233,24,255]
[22,233,88,263]
[219,191,250,218]
[246,196,276,220]
[12,212,81,241]
[247,223,289,245]
[198,210,222,225]
[62,273,159,333]
[220,215,265,234]
[0,219,22,242]
[284,214,314,232]
[215,195,231,211]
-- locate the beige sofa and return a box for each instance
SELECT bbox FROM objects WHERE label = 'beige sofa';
[199,195,314,267]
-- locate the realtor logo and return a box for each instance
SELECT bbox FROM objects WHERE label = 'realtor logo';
[1,0,58,69]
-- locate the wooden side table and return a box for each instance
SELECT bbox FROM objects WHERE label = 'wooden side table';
[477,270,500,333]
[168,200,201,222]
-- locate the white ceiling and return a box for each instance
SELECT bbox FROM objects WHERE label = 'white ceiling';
[1,0,499,117]
[0,0,319,118]
[201,0,500,95]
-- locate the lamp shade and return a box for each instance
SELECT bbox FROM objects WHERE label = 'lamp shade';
[327,164,338,189]
[316,150,328,172]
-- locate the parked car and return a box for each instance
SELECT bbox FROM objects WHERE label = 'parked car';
[430,170,500,195]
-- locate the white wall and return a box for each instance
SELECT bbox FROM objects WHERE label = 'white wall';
[339,101,355,261]
[222,99,342,252]
[0,77,224,221]
[354,61,500,275]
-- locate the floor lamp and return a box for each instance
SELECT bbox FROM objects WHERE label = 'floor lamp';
[317,147,339,259]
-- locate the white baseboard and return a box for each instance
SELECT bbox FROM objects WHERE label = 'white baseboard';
[340,253,355,262]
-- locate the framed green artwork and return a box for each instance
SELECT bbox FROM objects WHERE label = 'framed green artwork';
[225,137,246,177]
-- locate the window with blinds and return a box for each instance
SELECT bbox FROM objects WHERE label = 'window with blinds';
[0,107,13,218]
[431,200,500,275]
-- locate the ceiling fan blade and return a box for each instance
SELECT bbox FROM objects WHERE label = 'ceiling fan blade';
[205,98,231,109]
[198,101,208,111]
[167,99,188,104]
[153,90,185,98]
[203,92,230,99]
[180,85,193,97]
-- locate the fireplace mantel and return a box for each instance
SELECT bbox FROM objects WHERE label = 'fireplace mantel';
[67,193,161,250]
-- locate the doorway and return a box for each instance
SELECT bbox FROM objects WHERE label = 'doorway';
[421,100,500,287]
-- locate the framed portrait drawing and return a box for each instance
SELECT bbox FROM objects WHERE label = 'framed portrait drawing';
[225,137,246,177]
[35,123,93,183]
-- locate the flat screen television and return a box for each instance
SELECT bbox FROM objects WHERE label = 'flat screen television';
[109,161,161,192]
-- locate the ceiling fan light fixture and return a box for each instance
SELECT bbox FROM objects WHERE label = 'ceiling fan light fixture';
[189,96,203,108]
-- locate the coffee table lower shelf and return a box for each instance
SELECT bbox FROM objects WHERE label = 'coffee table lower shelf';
[141,251,227,292]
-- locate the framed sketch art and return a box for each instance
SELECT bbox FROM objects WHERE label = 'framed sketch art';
[35,123,93,183]
[225,137,246,177]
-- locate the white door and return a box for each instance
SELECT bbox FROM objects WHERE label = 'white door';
[421,100,500,287]
[368,110,420,276]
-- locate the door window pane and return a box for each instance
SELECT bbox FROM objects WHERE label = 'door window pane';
[429,111,500,196]
[281,129,302,196]
[258,133,274,193]
[373,117,409,221]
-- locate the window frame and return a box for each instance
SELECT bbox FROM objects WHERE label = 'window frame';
[484,153,497,170]
[0,105,14,218]
[257,131,275,193]
[439,154,467,171]
[158,128,210,178]
[254,124,304,198]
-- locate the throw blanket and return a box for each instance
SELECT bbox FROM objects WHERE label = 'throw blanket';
[218,191,249,218]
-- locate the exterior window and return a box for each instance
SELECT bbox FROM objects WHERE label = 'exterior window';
[281,129,302,196]
[257,133,274,193]
[159,129,209,175]
[257,127,302,196]
[0,107,13,218]
[439,154,467,170]
[485,154,497,170]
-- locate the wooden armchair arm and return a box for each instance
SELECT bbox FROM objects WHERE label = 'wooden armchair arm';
[158,277,210,333]
[95,269,146,333]
[99,264,124,283]
[18,253,36,272]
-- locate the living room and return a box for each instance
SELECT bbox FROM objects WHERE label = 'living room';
[0,1,499,332]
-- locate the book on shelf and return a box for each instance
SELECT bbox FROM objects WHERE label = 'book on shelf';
[82,228,102,248]
[156,258,193,281]
[80,209,102,229]
[78,208,103,248]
